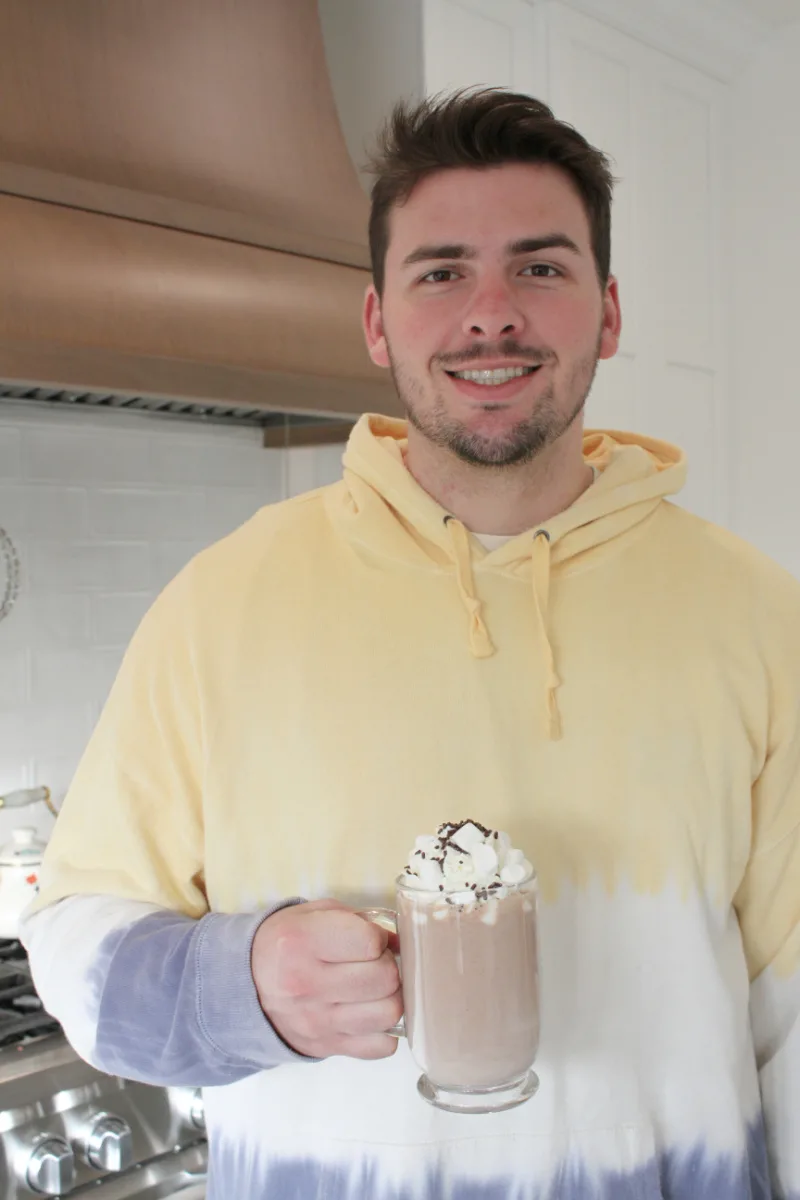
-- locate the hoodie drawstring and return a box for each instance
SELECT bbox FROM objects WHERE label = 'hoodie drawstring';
[531,529,561,740]
[443,516,495,658]
[444,517,562,740]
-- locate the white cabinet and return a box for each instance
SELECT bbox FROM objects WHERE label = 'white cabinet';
[422,0,543,95]
[541,2,731,523]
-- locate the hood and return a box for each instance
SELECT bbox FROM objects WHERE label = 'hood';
[340,414,687,738]
[0,0,399,436]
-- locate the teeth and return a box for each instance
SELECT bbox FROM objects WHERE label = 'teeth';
[451,365,537,385]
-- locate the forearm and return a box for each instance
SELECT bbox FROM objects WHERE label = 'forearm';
[20,893,310,1087]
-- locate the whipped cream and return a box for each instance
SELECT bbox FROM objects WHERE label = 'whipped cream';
[401,820,534,909]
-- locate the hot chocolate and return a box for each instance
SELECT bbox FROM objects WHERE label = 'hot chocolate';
[396,820,539,1108]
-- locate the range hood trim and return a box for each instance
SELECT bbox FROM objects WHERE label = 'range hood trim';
[0,193,400,422]
[0,352,398,424]
[0,161,371,272]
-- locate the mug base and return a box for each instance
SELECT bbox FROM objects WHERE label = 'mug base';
[416,1070,539,1114]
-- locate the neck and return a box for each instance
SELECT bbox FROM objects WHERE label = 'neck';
[405,422,592,535]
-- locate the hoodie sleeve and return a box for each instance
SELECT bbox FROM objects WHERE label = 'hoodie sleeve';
[20,895,311,1085]
[734,655,800,1198]
[19,564,311,1086]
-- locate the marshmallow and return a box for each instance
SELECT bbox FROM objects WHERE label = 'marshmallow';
[448,821,486,853]
[401,820,533,909]
[500,860,532,885]
[471,842,499,874]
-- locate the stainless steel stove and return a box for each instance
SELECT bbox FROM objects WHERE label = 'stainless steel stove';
[0,939,207,1198]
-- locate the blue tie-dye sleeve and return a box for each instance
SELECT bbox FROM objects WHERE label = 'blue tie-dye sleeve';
[22,894,315,1086]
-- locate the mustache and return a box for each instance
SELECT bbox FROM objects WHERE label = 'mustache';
[436,341,556,369]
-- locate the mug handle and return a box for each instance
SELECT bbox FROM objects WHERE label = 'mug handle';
[358,907,405,1038]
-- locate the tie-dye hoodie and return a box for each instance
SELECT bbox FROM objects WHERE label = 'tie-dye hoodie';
[21,414,800,1199]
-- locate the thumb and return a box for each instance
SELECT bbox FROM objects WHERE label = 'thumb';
[297,898,351,913]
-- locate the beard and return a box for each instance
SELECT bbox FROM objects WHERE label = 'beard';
[388,332,603,468]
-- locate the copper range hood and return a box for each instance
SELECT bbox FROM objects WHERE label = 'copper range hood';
[0,0,400,443]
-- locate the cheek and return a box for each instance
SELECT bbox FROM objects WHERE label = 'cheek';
[534,295,601,352]
[387,309,442,362]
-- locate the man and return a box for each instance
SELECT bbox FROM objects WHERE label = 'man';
[22,89,800,1199]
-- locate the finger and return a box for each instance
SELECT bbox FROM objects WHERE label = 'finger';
[319,950,400,1003]
[331,994,404,1037]
[306,909,389,964]
[330,1033,399,1061]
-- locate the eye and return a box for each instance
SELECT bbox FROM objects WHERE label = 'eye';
[419,268,460,284]
[521,263,562,278]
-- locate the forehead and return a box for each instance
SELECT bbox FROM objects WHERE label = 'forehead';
[385,163,591,262]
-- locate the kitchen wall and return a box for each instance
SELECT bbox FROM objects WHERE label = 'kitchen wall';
[318,0,423,190]
[728,17,800,577]
[0,403,345,843]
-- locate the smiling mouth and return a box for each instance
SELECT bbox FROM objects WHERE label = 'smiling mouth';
[445,365,541,386]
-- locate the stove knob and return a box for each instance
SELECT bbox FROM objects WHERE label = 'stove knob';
[86,1115,134,1172]
[188,1089,205,1132]
[171,1085,206,1132]
[25,1136,76,1195]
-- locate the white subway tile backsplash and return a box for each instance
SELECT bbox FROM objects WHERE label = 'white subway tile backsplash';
[0,647,29,708]
[0,427,21,480]
[24,425,153,484]
[0,713,26,758]
[30,649,98,705]
[27,540,150,592]
[30,646,122,705]
[0,403,346,805]
[25,594,91,647]
[91,592,152,646]
[14,704,95,758]
[88,489,205,540]
[150,434,272,489]
[0,485,24,529]
[0,762,29,803]
[17,486,88,538]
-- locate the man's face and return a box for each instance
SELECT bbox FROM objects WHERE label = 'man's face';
[363,163,621,467]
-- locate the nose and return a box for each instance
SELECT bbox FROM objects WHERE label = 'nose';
[461,278,526,341]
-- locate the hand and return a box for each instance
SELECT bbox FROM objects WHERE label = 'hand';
[251,899,402,1060]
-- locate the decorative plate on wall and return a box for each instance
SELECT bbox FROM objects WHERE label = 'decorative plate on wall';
[0,529,19,622]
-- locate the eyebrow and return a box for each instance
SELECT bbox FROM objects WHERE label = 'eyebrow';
[401,234,583,268]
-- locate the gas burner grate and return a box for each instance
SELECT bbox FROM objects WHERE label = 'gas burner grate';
[0,938,61,1048]
[0,938,27,962]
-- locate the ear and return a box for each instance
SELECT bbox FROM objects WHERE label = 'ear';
[363,284,390,368]
[598,276,622,361]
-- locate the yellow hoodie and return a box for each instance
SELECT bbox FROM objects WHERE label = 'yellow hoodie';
[23,415,800,1200]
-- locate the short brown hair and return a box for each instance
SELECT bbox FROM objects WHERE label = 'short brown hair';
[366,88,615,296]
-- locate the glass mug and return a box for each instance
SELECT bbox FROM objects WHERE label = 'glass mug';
[361,870,540,1114]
